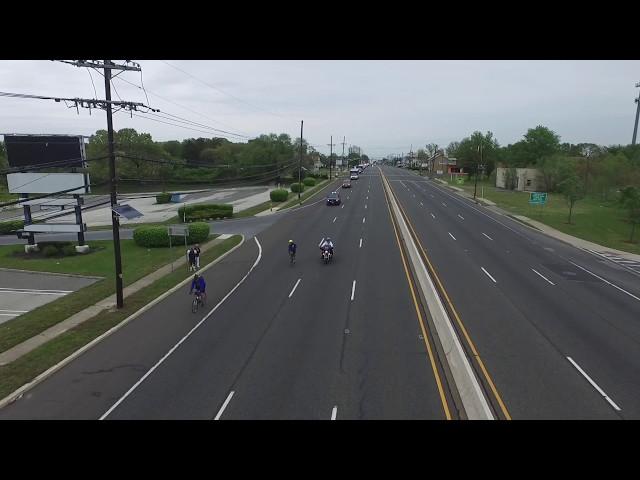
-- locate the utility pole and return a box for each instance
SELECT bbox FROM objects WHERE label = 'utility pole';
[341,136,346,170]
[59,60,154,309]
[633,82,640,145]
[474,139,483,201]
[298,120,303,204]
[327,136,336,180]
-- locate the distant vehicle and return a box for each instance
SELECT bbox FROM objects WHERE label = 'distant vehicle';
[350,173,359,180]
[342,180,352,188]
[326,191,341,205]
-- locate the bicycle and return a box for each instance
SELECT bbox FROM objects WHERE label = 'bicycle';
[191,290,205,313]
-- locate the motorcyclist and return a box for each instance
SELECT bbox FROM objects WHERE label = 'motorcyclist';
[319,237,334,257]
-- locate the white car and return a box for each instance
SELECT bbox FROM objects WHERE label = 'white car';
[350,173,359,180]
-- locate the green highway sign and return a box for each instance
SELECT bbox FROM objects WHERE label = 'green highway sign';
[529,192,548,205]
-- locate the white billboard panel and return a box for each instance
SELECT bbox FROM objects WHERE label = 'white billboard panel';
[8,173,89,194]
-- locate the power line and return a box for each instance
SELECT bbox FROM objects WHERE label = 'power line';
[112,74,253,137]
[160,60,291,120]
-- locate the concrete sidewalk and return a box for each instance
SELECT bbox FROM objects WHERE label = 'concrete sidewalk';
[0,234,233,366]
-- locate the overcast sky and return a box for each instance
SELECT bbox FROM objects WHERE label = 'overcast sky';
[1,60,639,158]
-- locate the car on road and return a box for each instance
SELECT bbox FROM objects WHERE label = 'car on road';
[350,173,359,180]
[326,191,341,205]
[342,180,352,188]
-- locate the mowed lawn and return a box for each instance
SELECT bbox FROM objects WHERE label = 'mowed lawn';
[448,179,640,255]
[0,238,215,353]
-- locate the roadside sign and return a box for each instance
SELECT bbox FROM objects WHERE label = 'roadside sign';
[113,204,143,219]
[456,177,465,185]
[529,192,547,205]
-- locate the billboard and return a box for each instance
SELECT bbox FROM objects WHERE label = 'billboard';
[4,134,86,168]
[7,172,89,194]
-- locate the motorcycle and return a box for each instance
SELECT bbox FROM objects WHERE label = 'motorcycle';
[321,246,333,264]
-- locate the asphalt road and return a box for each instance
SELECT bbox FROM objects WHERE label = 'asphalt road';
[0,168,448,419]
[384,166,640,419]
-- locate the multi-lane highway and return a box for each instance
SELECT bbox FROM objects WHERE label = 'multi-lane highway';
[1,165,639,419]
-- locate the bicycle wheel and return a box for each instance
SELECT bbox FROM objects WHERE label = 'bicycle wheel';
[192,297,199,313]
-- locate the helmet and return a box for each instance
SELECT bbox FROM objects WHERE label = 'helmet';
[289,239,293,244]
[326,237,331,241]
[194,273,200,279]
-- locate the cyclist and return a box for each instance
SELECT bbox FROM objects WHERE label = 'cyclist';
[189,272,207,304]
[318,236,334,257]
[288,239,297,263]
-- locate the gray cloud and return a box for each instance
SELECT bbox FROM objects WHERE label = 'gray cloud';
[1,60,638,157]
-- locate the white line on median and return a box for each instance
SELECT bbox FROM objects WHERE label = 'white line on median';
[481,267,497,284]
[99,237,264,420]
[331,406,337,420]
[351,280,356,301]
[531,268,555,285]
[448,232,457,241]
[215,391,235,420]
[482,233,493,241]
[289,278,302,298]
[566,357,621,411]
[458,214,465,220]
[569,261,640,302]
[359,238,363,248]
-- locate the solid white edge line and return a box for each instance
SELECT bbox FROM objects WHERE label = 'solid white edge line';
[99,237,263,420]
[351,280,356,301]
[0,313,20,317]
[331,406,337,420]
[566,357,621,411]
[0,309,27,313]
[214,391,235,420]
[288,278,302,298]
[569,261,640,302]
[448,232,456,241]
[0,291,68,296]
[481,267,497,283]
[482,233,493,241]
[531,268,555,285]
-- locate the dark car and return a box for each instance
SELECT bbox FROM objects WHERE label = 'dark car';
[326,191,341,205]
[342,181,352,188]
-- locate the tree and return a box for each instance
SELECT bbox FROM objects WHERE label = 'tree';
[558,173,584,224]
[619,186,640,243]
[538,154,568,192]
[425,143,440,158]
[522,125,561,165]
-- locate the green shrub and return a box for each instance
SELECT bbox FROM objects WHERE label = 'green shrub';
[42,245,58,257]
[290,183,305,193]
[133,222,210,248]
[156,192,172,204]
[0,220,24,235]
[187,222,210,243]
[303,177,316,187]
[62,245,78,256]
[270,189,289,202]
[178,204,233,222]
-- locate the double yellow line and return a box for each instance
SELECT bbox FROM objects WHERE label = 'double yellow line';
[381,169,511,420]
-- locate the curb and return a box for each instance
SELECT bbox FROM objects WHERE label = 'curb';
[0,234,245,410]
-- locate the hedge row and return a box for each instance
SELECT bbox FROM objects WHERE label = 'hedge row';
[156,192,172,204]
[290,183,305,193]
[0,220,24,235]
[303,177,316,187]
[270,189,289,202]
[133,222,210,248]
[177,204,233,222]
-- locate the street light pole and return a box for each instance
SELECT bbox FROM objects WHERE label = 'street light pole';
[298,120,303,204]
[633,82,640,146]
[474,140,482,201]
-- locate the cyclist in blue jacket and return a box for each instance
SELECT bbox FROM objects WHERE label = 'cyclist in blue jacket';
[190,272,207,303]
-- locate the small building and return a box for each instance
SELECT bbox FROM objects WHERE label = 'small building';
[495,167,543,192]
[429,152,460,176]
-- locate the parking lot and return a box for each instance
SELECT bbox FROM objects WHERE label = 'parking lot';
[0,269,101,325]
